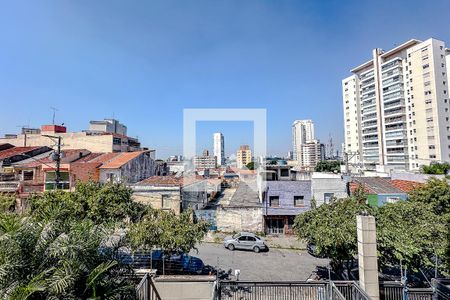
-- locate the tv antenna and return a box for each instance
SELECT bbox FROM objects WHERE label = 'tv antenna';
[50,107,58,125]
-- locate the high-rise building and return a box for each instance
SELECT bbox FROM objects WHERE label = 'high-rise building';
[213,132,225,166]
[236,145,252,169]
[343,38,450,171]
[292,120,321,168]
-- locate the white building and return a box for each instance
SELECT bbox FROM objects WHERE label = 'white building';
[343,38,450,171]
[292,120,321,168]
[213,132,225,166]
[89,118,127,136]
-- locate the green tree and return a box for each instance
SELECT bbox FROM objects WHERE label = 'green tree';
[315,160,341,173]
[376,201,447,272]
[294,198,372,278]
[408,178,450,215]
[421,162,450,175]
[0,194,16,212]
[129,208,209,253]
[0,181,209,299]
[245,161,259,170]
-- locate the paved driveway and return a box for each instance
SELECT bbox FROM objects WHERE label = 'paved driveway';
[190,243,329,281]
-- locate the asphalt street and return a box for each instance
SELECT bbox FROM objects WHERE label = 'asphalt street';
[190,243,329,281]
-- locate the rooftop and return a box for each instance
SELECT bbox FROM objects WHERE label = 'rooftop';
[136,175,204,187]
[0,146,45,161]
[351,177,405,194]
[100,151,148,169]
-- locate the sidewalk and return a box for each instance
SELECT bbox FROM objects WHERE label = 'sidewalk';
[203,231,307,250]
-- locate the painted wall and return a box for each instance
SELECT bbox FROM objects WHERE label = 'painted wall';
[263,180,312,216]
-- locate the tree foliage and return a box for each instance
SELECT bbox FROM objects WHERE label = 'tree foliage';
[408,178,450,216]
[129,208,208,253]
[0,181,208,299]
[295,179,450,278]
[294,198,372,277]
[245,161,259,170]
[376,201,447,272]
[421,162,450,175]
[315,160,341,173]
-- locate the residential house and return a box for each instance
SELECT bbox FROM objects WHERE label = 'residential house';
[131,175,208,214]
[259,165,312,234]
[350,177,408,206]
[311,172,348,206]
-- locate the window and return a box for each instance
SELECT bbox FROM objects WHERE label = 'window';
[45,171,70,190]
[430,155,436,159]
[280,169,289,177]
[386,197,400,204]
[324,193,335,204]
[269,196,279,207]
[107,173,115,183]
[161,194,171,208]
[247,236,256,242]
[113,137,121,145]
[238,236,247,242]
[22,170,34,181]
[294,196,304,207]
[429,145,435,150]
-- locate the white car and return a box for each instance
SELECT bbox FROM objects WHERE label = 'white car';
[223,232,268,253]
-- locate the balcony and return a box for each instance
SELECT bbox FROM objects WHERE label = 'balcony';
[384,116,406,125]
[384,108,405,116]
[384,100,404,109]
[0,181,20,192]
[385,124,405,131]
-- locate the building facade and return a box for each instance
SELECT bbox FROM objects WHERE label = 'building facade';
[1,124,142,153]
[88,118,127,136]
[194,150,217,169]
[292,120,322,169]
[213,132,225,166]
[343,38,450,171]
[236,145,252,169]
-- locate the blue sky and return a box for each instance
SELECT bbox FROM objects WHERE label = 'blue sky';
[1,0,449,158]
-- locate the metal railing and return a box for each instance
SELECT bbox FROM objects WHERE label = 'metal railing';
[217,280,373,300]
[379,281,434,300]
[218,281,328,300]
[136,273,161,300]
[432,278,450,300]
[334,281,371,300]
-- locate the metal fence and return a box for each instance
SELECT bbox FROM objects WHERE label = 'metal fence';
[136,273,161,300]
[217,280,373,300]
[334,281,371,300]
[433,278,450,300]
[379,281,435,300]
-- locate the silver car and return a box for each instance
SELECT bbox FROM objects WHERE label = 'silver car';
[223,232,268,253]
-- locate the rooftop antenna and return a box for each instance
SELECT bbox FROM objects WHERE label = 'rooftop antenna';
[50,107,58,125]
[16,124,29,147]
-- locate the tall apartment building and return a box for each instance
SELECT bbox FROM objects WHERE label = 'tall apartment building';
[343,38,450,171]
[292,120,321,168]
[213,132,225,166]
[236,145,252,169]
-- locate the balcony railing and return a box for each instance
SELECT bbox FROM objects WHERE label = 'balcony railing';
[0,181,20,192]
[136,273,161,300]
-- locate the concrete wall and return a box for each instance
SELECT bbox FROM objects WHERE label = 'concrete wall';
[216,206,263,233]
[182,181,208,210]
[311,175,348,206]
[132,188,181,215]
[153,277,216,300]
[99,152,157,184]
[263,180,312,216]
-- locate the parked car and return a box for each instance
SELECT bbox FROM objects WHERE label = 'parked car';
[223,232,268,253]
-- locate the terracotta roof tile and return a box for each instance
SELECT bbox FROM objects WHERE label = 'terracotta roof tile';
[99,151,147,169]
[391,180,423,193]
[137,175,204,187]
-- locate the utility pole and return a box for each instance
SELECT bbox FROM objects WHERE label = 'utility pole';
[42,134,62,189]
[343,151,359,175]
